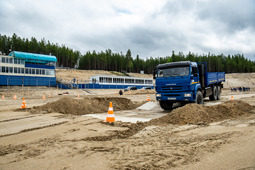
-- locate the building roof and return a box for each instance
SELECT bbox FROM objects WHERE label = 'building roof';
[9,51,57,63]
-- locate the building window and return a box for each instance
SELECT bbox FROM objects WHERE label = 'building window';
[136,79,144,84]
[99,77,103,82]
[125,79,134,84]
[49,70,54,76]
[92,78,96,83]
[113,78,124,83]
[99,77,112,83]
[106,78,112,83]
[9,67,13,73]
[26,68,31,74]
[8,58,13,64]
[2,57,6,63]
[145,80,153,84]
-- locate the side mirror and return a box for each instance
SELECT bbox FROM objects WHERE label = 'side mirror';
[192,67,198,77]
[153,68,156,79]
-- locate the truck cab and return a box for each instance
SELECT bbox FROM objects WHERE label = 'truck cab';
[153,61,225,110]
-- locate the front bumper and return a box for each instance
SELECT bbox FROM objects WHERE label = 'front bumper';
[156,92,195,102]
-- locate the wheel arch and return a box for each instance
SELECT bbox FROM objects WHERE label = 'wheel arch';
[193,84,202,101]
[195,84,202,91]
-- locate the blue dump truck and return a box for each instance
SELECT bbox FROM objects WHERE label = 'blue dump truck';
[153,61,225,110]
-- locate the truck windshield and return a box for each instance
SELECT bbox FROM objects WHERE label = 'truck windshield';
[158,66,189,77]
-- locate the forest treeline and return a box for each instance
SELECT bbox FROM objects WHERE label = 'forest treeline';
[1,33,255,74]
[79,50,255,73]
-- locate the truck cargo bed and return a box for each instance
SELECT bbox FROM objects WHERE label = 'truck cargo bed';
[205,72,225,86]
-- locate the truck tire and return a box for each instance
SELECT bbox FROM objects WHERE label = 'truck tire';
[159,101,173,110]
[196,91,204,104]
[209,86,217,101]
[217,86,221,100]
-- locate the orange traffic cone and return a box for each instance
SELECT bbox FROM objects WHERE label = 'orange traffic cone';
[106,102,115,123]
[21,98,27,109]
[13,94,17,100]
[77,94,80,98]
[231,96,234,101]
[2,95,4,100]
[42,94,46,100]
[147,94,150,101]
[48,93,51,98]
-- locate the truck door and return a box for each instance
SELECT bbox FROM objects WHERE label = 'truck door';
[191,66,199,85]
[198,62,206,88]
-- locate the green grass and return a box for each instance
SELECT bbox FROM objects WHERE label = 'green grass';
[109,71,126,76]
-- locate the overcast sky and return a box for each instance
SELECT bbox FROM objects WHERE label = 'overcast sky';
[0,0,255,60]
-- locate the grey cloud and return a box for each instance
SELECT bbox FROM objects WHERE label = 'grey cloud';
[0,1,56,38]
[121,26,189,58]
[0,0,255,60]
[197,0,255,32]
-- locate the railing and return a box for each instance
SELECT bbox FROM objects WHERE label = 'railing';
[56,78,74,89]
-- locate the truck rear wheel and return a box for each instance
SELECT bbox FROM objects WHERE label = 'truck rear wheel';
[217,86,221,100]
[196,91,204,104]
[209,86,217,101]
[159,101,173,110]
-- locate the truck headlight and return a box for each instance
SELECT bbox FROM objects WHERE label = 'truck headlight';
[184,93,191,97]
[156,94,161,97]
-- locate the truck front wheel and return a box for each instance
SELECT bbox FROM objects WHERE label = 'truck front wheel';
[159,101,173,110]
[196,91,204,104]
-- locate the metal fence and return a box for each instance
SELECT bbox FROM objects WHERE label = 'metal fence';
[0,76,56,97]
[0,76,56,86]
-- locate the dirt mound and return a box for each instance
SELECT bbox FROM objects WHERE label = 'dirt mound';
[131,89,156,95]
[31,97,138,115]
[79,100,255,141]
[149,100,255,125]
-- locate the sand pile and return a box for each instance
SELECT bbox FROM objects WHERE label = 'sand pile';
[62,100,255,141]
[149,100,255,125]
[131,89,156,95]
[31,97,138,115]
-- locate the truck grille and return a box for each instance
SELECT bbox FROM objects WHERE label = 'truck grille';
[162,86,182,90]
[164,94,180,97]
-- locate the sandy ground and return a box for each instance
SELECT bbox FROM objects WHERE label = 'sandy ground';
[223,73,255,89]
[0,71,255,170]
